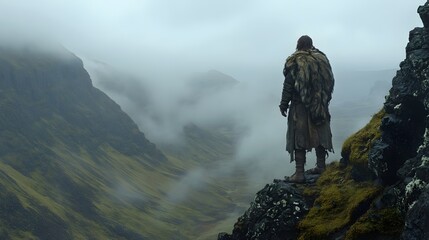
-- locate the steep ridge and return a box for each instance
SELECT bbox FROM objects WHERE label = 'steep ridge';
[219,1,429,239]
[0,46,172,239]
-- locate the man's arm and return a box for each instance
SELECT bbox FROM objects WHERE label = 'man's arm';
[279,67,294,117]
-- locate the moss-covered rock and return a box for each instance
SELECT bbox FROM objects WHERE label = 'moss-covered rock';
[341,109,385,166]
[345,208,404,240]
[298,163,380,239]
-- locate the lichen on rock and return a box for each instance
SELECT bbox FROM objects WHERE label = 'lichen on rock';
[218,181,309,240]
[401,184,429,239]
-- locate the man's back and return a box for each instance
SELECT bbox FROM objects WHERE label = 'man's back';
[285,49,334,125]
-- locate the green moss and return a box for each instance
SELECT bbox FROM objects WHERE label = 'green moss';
[345,208,404,240]
[298,163,381,239]
[341,109,385,165]
[298,109,392,239]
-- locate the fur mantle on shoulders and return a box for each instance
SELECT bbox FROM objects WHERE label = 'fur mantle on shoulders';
[285,49,335,125]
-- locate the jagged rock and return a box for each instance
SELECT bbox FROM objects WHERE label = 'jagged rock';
[401,184,429,240]
[369,101,426,185]
[368,1,429,238]
[218,181,308,240]
[419,1,429,28]
[369,6,428,186]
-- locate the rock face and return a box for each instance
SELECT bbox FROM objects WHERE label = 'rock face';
[366,1,429,239]
[218,181,309,240]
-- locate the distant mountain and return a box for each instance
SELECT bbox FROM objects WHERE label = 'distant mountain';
[182,69,239,105]
[188,69,239,91]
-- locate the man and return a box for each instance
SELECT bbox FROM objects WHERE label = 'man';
[279,35,334,183]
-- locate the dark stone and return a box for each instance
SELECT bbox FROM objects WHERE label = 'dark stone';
[401,185,429,240]
[374,183,406,214]
[397,157,420,180]
[217,232,232,240]
[220,181,308,240]
[418,2,429,28]
[368,139,393,184]
[369,95,426,185]
[415,166,429,183]
[407,28,429,53]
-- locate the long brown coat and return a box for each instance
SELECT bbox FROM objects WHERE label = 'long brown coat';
[280,49,334,158]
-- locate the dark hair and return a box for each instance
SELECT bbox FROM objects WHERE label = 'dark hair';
[296,35,313,51]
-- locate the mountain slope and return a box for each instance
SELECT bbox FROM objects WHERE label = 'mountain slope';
[0,46,176,239]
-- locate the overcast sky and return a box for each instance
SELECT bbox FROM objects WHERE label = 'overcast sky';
[0,0,424,82]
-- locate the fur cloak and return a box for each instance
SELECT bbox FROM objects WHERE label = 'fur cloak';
[280,49,334,158]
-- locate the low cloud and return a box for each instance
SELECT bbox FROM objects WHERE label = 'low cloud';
[86,60,395,185]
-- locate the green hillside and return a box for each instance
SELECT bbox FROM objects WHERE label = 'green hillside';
[0,46,169,239]
[0,46,252,239]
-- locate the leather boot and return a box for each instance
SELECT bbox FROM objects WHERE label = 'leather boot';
[309,146,326,174]
[288,149,306,183]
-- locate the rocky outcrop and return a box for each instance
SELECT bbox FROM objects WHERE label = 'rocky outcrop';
[366,1,429,239]
[368,22,428,186]
[218,180,309,240]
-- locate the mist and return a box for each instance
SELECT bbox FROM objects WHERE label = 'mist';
[85,60,396,186]
[0,0,424,210]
